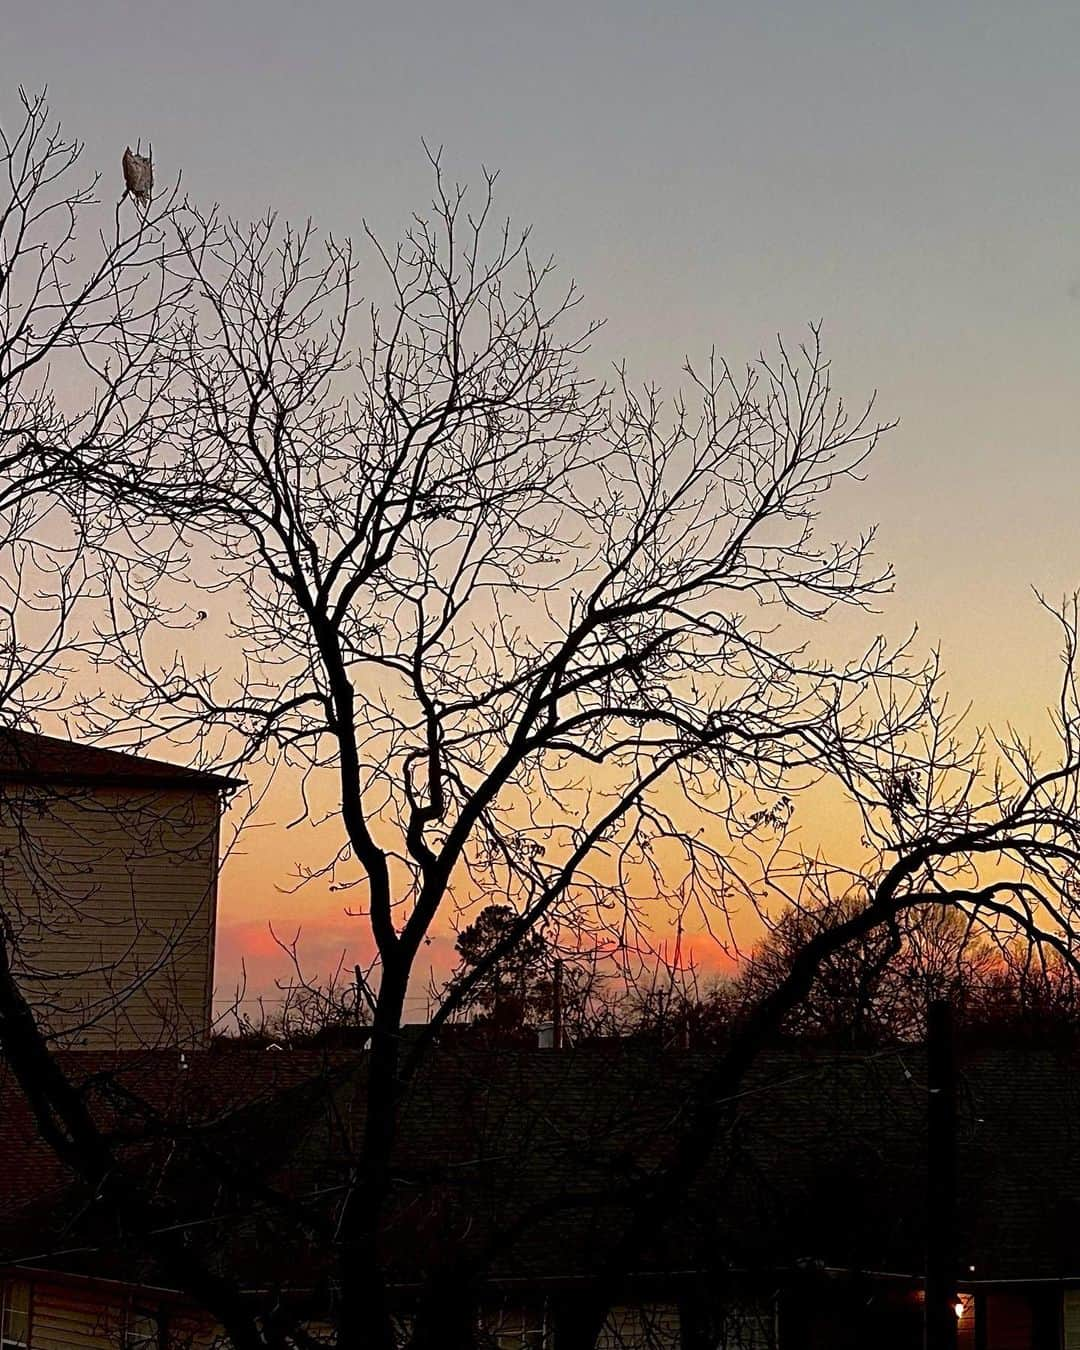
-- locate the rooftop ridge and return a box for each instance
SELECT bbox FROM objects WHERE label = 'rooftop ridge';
[0,728,242,792]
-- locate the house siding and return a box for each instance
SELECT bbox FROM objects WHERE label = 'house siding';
[18,1277,219,1350]
[28,1278,123,1350]
[0,783,219,1049]
[1065,1289,1080,1349]
[10,1281,1080,1350]
[596,1305,681,1349]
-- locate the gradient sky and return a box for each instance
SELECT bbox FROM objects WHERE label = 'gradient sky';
[6,1,1080,1008]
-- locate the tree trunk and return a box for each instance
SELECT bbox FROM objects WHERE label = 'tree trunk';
[337,968,409,1350]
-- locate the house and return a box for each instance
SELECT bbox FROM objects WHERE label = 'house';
[0,729,238,1049]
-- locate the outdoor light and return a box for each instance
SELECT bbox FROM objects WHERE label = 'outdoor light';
[954,1301,965,1319]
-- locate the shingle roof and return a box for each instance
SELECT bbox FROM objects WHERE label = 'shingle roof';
[2,1041,1080,1295]
[0,729,241,792]
[0,1049,341,1284]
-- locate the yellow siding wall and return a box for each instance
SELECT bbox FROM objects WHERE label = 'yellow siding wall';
[21,1277,220,1350]
[596,1305,681,1350]
[11,1282,779,1350]
[596,1301,772,1350]
[1064,1289,1080,1350]
[28,1278,122,1350]
[0,784,219,1049]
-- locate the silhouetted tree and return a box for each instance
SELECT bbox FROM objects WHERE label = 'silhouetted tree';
[56,148,924,1350]
[5,99,1080,1350]
[451,903,553,1032]
[730,896,996,1044]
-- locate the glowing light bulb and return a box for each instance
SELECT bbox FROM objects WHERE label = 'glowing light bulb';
[954,1301,965,1319]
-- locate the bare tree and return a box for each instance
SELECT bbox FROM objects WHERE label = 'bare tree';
[5,135,1080,1350]
[71,153,928,1347]
[726,890,996,1043]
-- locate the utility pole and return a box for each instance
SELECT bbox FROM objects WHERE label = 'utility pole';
[925,998,958,1350]
[552,958,564,1051]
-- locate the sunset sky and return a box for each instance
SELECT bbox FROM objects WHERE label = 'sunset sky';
[5,1,1080,1012]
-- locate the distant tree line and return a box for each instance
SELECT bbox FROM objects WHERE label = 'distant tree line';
[216,898,1080,1052]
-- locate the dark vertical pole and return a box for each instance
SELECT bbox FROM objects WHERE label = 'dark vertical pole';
[926,998,958,1350]
[552,958,563,1050]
